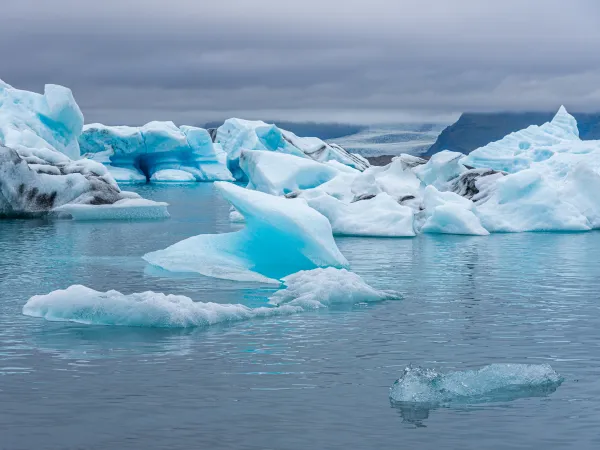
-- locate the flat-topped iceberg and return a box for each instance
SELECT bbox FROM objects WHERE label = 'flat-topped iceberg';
[23,269,395,327]
[144,182,348,283]
[80,122,234,183]
[216,118,369,179]
[390,364,563,404]
[0,80,168,219]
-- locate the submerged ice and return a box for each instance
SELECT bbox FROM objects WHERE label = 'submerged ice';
[23,269,395,328]
[144,182,348,283]
[390,364,563,404]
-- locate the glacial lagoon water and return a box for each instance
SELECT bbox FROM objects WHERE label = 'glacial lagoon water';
[2,183,600,449]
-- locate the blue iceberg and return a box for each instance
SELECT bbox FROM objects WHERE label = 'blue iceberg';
[80,122,234,183]
[143,182,349,283]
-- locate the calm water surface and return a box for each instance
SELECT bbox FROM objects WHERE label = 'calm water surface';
[2,184,600,449]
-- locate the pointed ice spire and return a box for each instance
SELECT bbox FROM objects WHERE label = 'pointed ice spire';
[550,105,579,138]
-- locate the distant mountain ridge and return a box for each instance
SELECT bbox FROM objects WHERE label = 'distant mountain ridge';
[426,112,600,156]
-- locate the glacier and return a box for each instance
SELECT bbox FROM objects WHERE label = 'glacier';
[80,122,234,183]
[22,268,395,327]
[232,106,600,236]
[0,80,168,219]
[215,118,369,180]
[143,182,349,283]
[390,364,563,404]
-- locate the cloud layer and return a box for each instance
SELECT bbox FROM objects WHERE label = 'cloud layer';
[2,0,599,124]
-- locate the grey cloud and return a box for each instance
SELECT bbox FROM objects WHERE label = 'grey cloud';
[1,0,599,124]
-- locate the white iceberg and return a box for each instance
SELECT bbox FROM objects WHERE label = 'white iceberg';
[390,364,563,404]
[23,285,302,328]
[302,190,416,237]
[215,118,369,179]
[461,106,581,173]
[269,267,400,308]
[240,149,340,196]
[143,182,349,283]
[80,122,234,183]
[474,169,590,232]
[419,186,489,235]
[23,269,395,327]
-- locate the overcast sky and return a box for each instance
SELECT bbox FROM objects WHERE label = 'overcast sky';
[1,0,599,125]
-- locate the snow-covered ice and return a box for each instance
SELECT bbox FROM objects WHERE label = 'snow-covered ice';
[269,268,400,308]
[390,364,563,404]
[23,285,302,328]
[80,122,234,183]
[143,182,349,283]
[23,269,395,327]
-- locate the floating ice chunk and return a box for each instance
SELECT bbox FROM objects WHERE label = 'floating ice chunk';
[413,150,467,189]
[144,182,349,283]
[269,268,400,308]
[80,122,234,183]
[475,169,590,232]
[23,285,302,328]
[23,269,394,327]
[240,149,340,196]
[53,197,169,221]
[461,107,581,173]
[390,364,563,404]
[302,191,416,237]
[419,186,489,235]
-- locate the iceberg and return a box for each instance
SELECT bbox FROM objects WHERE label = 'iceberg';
[215,118,369,179]
[269,267,400,308]
[390,364,563,404]
[23,269,395,327]
[240,149,340,196]
[419,186,489,235]
[0,80,83,160]
[23,285,302,328]
[0,80,168,219]
[144,182,349,283]
[461,106,581,173]
[80,122,234,183]
[302,190,416,237]
[474,169,591,232]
